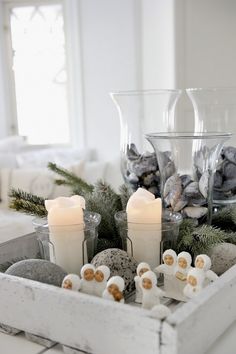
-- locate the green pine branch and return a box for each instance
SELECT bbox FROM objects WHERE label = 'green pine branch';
[9,189,47,217]
[119,184,132,210]
[48,162,94,196]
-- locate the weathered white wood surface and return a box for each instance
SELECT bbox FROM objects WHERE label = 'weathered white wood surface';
[161,264,236,354]
[0,332,45,354]
[0,273,161,354]
[0,233,39,263]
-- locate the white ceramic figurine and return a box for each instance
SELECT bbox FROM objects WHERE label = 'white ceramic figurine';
[94,265,110,297]
[174,251,192,281]
[183,268,205,299]
[195,254,218,282]
[102,276,125,303]
[155,249,177,275]
[141,271,165,310]
[80,264,96,295]
[61,274,81,291]
[134,262,151,303]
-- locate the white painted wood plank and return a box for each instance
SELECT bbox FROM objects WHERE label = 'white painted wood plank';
[0,332,45,354]
[0,233,39,263]
[206,321,236,354]
[162,264,236,354]
[0,273,161,354]
[43,344,63,354]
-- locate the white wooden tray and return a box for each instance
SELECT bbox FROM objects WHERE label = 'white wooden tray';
[0,233,235,354]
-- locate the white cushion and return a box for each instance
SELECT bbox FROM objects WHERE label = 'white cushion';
[16,147,91,168]
[0,136,26,152]
[0,153,18,168]
[0,162,84,203]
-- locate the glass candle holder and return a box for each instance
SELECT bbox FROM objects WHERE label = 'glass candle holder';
[145,132,231,224]
[187,88,236,205]
[33,211,101,273]
[114,209,182,269]
[110,90,182,197]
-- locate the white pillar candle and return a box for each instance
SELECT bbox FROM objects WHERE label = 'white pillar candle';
[126,188,162,269]
[45,195,86,274]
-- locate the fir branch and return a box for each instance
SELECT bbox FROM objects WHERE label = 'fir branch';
[48,162,94,195]
[119,184,132,210]
[175,219,196,253]
[9,189,47,217]
[191,225,226,255]
[86,181,122,240]
[212,206,236,231]
[9,189,45,206]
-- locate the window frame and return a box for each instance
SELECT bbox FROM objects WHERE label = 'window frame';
[0,0,85,148]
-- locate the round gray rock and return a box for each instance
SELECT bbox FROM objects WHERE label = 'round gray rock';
[6,259,67,287]
[91,248,138,296]
[207,243,236,275]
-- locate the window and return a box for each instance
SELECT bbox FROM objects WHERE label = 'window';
[2,0,84,146]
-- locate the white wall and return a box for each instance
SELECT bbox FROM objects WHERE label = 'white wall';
[175,0,236,131]
[79,0,141,160]
[141,0,176,89]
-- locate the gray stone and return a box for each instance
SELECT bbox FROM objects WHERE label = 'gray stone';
[222,146,236,165]
[207,243,236,275]
[223,161,236,179]
[183,206,208,219]
[180,174,192,189]
[6,259,67,287]
[91,248,138,297]
[126,143,140,160]
[127,172,139,184]
[214,171,223,189]
[184,181,200,198]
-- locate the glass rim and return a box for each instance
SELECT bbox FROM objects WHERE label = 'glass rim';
[145,131,232,140]
[115,210,182,228]
[32,211,101,228]
[186,87,236,93]
[110,89,182,97]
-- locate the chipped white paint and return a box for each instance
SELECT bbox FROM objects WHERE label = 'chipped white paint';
[162,264,236,354]
[0,233,236,353]
[0,273,160,354]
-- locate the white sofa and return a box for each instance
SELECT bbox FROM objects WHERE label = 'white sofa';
[0,136,123,243]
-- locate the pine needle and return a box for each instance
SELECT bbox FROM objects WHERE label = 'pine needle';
[119,184,132,210]
[48,162,94,195]
[9,189,47,217]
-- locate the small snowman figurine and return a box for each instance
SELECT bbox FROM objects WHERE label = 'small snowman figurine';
[134,262,151,303]
[102,276,125,303]
[174,252,192,281]
[80,264,96,295]
[141,271,165,310]
[183,268,205,299]
[94,265,110,297]
[155,249,177,275]
[62,274,81,291]
[195,254,218,282]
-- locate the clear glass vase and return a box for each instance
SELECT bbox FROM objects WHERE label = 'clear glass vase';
[33,211,101,273]
[145,132,231,224]
[110,90,182,197]
[187,88,236,205]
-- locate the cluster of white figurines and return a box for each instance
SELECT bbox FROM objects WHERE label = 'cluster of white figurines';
[154,249,218,301]
[61,264,125,303]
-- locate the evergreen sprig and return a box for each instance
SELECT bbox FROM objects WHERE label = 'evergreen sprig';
[9,189,47,217]
[9,162,236,256]
[48,162,94,196]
